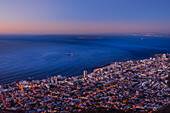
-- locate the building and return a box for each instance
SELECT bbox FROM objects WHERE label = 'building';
[83,70,87,78]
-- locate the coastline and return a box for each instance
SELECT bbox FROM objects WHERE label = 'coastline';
[0,53,169,112]
[0,53,159,85]
[0,35,170,85]
[0,53,157,86]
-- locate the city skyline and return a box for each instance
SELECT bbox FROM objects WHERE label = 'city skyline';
[0,0,170,34]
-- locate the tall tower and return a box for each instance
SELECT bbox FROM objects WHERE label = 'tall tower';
[83,70,87,78]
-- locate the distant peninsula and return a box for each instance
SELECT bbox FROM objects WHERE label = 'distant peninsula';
[79,37,101,39]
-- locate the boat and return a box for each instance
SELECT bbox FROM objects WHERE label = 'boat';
[66,53,73,56]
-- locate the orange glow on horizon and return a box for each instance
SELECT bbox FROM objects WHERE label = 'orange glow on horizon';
[0,21,170,34]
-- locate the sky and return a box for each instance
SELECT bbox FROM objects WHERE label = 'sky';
[0,0,170,34]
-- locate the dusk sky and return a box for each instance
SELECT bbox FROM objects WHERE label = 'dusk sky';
[0,0,170,34]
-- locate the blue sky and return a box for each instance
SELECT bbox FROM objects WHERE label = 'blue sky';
[0,0,170,34]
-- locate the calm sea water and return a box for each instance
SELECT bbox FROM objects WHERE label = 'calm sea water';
[0,35,170,84]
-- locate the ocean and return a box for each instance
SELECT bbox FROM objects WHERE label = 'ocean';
[0,35,169,84]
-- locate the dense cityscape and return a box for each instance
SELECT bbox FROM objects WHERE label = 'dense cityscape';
[0,54,169,113]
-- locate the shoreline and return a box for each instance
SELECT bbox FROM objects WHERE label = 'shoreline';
[0,54,159,86]
[0,35,169,85]
[0,53,168,88]
[0,53,169,112]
